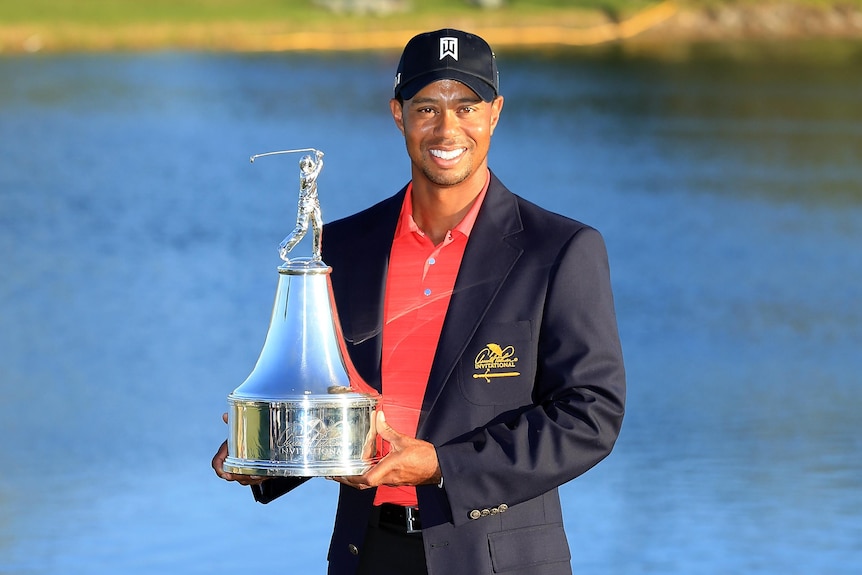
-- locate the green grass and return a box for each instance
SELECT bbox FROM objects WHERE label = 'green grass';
[0,0,313,23]
[3,0,858,26]
[2,0,860,24]
[2,0,858,53]
[0,0,669,25]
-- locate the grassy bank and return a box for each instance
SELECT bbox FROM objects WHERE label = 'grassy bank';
[1,0,861,53]
[0,0,656,24]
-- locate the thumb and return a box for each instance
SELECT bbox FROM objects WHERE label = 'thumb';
[375,411,401,443]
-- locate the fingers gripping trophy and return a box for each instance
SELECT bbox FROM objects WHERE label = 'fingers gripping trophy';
[223,148,379,478]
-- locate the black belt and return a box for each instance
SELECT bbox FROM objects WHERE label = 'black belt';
[375,503,422,534]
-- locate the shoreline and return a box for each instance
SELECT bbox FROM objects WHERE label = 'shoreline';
[2,2,862,54]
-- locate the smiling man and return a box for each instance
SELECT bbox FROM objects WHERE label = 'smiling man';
[213,29,626,575]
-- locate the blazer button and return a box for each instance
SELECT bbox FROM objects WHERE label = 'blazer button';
[499,503,508,513]
[481,509,491,517]
[348,544,359,556]
[469,509,481,520]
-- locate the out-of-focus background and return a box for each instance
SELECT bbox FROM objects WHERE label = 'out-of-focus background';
[2,1,861,573]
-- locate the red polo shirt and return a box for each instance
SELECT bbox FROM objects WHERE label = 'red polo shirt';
[374,172,489,507]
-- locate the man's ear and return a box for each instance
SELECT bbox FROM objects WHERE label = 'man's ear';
[390,98,405,135]
[489,95,504,137]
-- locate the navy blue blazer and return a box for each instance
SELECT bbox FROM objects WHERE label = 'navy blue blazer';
[253,172,626,575]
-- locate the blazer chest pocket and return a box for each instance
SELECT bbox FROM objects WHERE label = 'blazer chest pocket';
[457,321,534,406]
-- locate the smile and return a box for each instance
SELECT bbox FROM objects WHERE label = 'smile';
[430,148,466,161]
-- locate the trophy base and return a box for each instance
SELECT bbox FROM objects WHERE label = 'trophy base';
[222,456,373,477]
[226,393,379,477]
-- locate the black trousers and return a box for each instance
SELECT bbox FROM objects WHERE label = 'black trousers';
[356,506,428,575]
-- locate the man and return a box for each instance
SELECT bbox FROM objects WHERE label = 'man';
[213,28,625,575]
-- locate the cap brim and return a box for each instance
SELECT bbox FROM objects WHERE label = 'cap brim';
[397,70,497,102]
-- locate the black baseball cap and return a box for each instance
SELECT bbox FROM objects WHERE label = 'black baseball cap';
[393,29,499,102]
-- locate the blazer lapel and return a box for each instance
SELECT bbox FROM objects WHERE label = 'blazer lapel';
[419,173,524,427]
[328,189,404,394]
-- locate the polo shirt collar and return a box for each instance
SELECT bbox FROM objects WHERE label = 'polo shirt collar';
[395,169,491,241]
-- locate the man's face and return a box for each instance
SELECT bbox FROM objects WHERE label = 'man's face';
[390,79,503,189]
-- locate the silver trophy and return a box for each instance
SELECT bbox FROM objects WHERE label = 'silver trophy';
[223,148,379,477]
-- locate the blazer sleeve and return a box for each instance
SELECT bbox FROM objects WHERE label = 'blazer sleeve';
[250,477,311,504]
[435,226,626,527]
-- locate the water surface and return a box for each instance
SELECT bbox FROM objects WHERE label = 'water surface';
[1,45,860,574]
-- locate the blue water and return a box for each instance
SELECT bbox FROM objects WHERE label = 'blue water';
[1,45,861,574]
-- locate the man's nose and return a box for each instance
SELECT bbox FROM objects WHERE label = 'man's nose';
[434,110,459,136]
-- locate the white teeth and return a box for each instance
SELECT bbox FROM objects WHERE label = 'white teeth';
[430,148,465,160]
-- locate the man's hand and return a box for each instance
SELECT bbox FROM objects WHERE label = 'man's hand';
[211,413,267,486]
[333,411,442,490]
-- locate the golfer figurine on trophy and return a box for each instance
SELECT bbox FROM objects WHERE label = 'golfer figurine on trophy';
[278,149,324,263]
